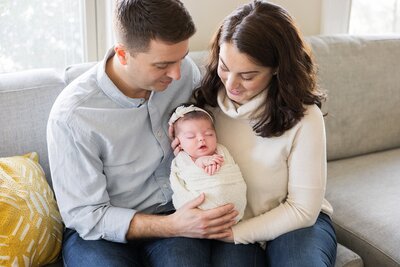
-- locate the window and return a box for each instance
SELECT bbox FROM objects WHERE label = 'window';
[321,0,400,35]
[0,0,113,73]
[349,0,400,34]
[321,0,352,34]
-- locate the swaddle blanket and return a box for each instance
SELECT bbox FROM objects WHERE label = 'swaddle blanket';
[170,144,247,222]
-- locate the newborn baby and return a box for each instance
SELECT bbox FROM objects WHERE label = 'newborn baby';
[169,104,247,222]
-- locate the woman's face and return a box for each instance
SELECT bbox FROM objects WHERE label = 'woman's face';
[217,42,275,105]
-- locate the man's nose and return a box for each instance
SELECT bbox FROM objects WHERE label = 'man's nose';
[167,62,181,80]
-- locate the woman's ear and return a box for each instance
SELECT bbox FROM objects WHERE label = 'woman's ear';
[114,43,128,65]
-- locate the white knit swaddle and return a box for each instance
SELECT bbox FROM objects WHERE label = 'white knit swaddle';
[170,144,247,222]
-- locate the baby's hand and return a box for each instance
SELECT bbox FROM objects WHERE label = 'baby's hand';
[195,154,224,175]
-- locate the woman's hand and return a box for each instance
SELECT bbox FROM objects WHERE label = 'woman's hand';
[218,228,234,243]
[167,193,238,239]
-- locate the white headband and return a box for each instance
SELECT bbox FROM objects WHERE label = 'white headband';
[168,105,213,126]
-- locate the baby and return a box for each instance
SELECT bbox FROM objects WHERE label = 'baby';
[168,104,247,222]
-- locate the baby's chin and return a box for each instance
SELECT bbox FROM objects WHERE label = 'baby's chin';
[196,150,214,158]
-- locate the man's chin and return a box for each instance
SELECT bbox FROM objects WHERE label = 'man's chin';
[152,82,171,92]
[148,86,165,92]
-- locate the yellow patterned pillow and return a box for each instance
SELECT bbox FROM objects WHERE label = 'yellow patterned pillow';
[0,152,63,266]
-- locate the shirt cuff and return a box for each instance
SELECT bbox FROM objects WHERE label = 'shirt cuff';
[102,207,136,243]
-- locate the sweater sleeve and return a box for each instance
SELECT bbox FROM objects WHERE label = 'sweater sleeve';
[232,105,327,244]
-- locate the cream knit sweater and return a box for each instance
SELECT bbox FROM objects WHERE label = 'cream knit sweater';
[212,89,333,244]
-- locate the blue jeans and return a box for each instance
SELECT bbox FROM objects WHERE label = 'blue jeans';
[62,212,335,267]
[62,229,265,267]
[265,212,337,267]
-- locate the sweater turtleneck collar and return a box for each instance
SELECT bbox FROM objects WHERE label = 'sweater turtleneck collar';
[217,88,267,121]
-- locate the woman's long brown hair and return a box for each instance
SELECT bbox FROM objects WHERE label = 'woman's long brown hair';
[194,1,326,137]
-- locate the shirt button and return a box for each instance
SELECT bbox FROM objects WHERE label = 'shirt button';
[157,130,162,138]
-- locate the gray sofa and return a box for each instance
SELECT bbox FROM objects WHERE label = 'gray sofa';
[1,35,399,267]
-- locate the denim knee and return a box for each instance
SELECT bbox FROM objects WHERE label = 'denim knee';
[266,213,337,267]
[142,237,211,267]
[62,228,143,267]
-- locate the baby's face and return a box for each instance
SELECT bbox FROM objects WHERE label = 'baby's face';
[175,118,217,160]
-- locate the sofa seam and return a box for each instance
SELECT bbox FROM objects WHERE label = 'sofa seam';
[0,83,65,93]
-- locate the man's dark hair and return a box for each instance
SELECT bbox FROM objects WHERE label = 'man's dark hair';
[114,0,196,53]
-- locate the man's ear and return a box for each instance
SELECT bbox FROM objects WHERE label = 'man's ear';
[114,44,128,65]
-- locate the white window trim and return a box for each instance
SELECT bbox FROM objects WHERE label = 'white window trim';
[321,0,352,34]
[83,0,114,62]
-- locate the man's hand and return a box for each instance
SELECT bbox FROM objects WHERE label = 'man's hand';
[126,193,238,240]
[169,125,182,156]
[168,193,237,239]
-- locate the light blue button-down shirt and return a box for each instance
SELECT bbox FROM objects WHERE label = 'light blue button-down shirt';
[47,49,200,243]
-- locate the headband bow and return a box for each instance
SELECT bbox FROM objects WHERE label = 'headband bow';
[168,105,213,126]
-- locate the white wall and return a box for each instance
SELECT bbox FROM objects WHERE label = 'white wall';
[181,0,322,51]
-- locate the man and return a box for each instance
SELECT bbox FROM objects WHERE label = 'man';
[47,0,264,266]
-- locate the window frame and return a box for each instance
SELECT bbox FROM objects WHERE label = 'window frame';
[321,0,352,34]
[83,0,114,62]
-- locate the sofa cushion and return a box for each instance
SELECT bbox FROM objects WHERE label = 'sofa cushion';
[307,35,400,161]
[0,69,65,186]
[0,152,63,266]
[326,148,400,267]
[335,244,363,267]
[64,62,96,85]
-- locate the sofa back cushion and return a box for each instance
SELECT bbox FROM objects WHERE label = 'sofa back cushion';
[64,62,97,85]
[308,35,400,161]
[0,69,66,186]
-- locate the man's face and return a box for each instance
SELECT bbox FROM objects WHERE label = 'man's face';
[122,39,189,96]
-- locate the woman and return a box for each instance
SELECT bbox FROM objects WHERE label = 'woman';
[194,1,337,266]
